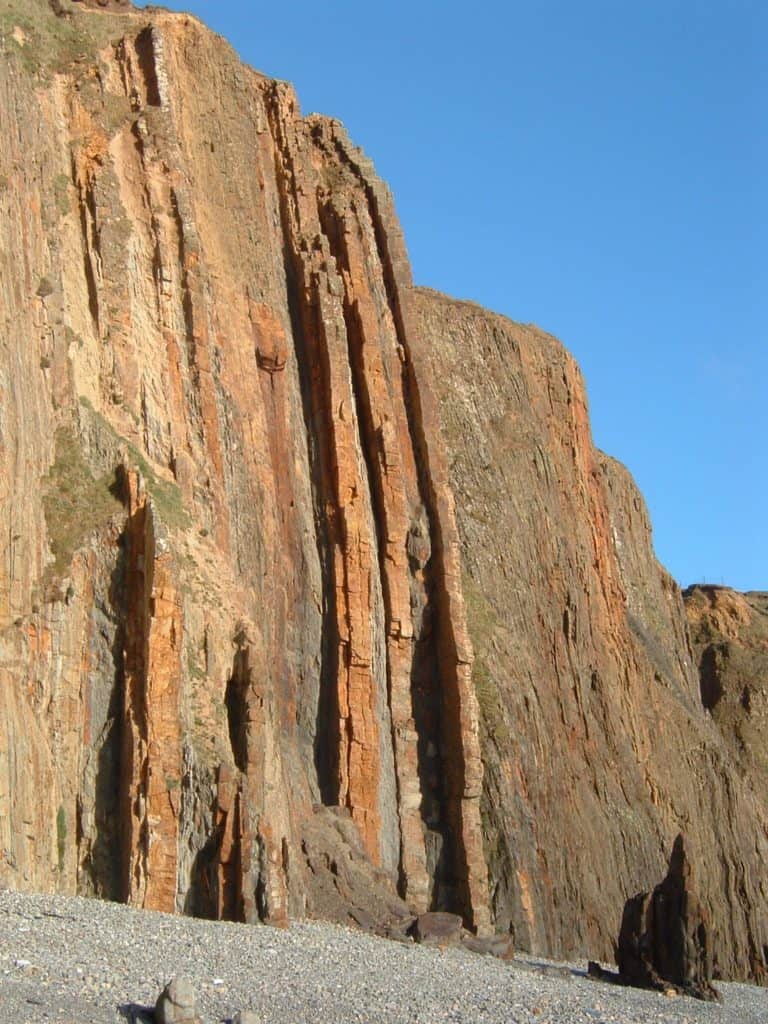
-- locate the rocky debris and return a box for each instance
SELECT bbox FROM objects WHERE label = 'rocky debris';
[616,835,719,1002]
[410,911,464,947]
[300,806,411,932]
[461,933,515,960]
[155,976,201,1023]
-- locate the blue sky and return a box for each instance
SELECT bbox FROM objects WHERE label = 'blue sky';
[136,1,766,591]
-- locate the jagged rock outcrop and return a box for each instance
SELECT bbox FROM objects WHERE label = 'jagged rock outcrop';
[0,0,766,981]
[617,835,719,1001]
[685,586,768,788]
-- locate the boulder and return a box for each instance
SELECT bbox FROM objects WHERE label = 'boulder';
[461,933,514,960]
[154,977,201,1023]
[411,911,464,947]
[617,835,719,1001]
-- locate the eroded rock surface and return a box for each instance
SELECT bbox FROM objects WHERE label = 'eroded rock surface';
[617,835,718,1001]
[685,586,768,789]
[0,0,765,982]
[414,290,768,978]
[0,0,487,938]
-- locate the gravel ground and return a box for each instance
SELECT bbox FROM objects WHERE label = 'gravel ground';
[0,890,765,1023]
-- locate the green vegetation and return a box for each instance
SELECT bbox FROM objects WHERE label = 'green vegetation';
[463,572,510,747]
[42,427,122,581]
[0,2,85,78]
[53,173,70,217]
[0,1,128,81]
[79,396,191,531]
[126,443,190,532]
[56,804,66,873]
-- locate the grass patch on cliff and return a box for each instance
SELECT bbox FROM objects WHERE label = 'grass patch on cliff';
[127,445,190,532]
[79,397,191,532]
[56,804,67,874]
[463,572,510,748]
[0,1,128,80]
[42,427,122,581]
[0,3,86,77]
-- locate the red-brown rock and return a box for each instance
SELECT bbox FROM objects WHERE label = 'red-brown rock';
[0,0,765,985]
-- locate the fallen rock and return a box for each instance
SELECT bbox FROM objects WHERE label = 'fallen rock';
[233,1013,261,1024]
[461,933,515,960]
[617,835,720,1001]
[300,806,411,933]
[375,914,417,944]
[154,977,201,1023]
[411,911,464,947]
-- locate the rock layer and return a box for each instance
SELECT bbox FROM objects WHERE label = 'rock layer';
[414,290,768,978]
[0,0,488,936]
[0,0,765,980]
[684,586,768,794]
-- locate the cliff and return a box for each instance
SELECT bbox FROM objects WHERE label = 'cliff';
[684,586,768,806]
[0,0,765,980]
[414,293,768,978]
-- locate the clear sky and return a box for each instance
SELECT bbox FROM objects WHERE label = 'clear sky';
[136,0,766,591]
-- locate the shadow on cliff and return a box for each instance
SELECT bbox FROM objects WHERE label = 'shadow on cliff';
[275,227,340,806]
[79,480,129,901]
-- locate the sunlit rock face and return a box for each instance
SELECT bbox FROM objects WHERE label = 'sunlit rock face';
[0,0,765,980]
[414,291,768,978]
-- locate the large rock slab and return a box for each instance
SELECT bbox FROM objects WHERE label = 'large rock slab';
[617,835,718,1001]
[0,0,489,937]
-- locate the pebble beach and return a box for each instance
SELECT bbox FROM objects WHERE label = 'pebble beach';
[0,890,765,1023]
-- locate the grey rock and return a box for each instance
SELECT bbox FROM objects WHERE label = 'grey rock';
[461,933,514,960]
[155,977,200,1023]
[412,911,463,947]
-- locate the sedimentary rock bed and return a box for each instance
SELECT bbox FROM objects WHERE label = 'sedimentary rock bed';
[414,291,768,976]
[0,0,765,980]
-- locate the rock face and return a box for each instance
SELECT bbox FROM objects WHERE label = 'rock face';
[413,291,768,978]
[617,835,718,1001]
[0,0,488,937]
[0,0,766,981]
[685,586,768,795]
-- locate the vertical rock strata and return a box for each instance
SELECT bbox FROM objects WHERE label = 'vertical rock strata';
[415,290,768,979]
[0,0,488,934]
[0,0,765,978]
